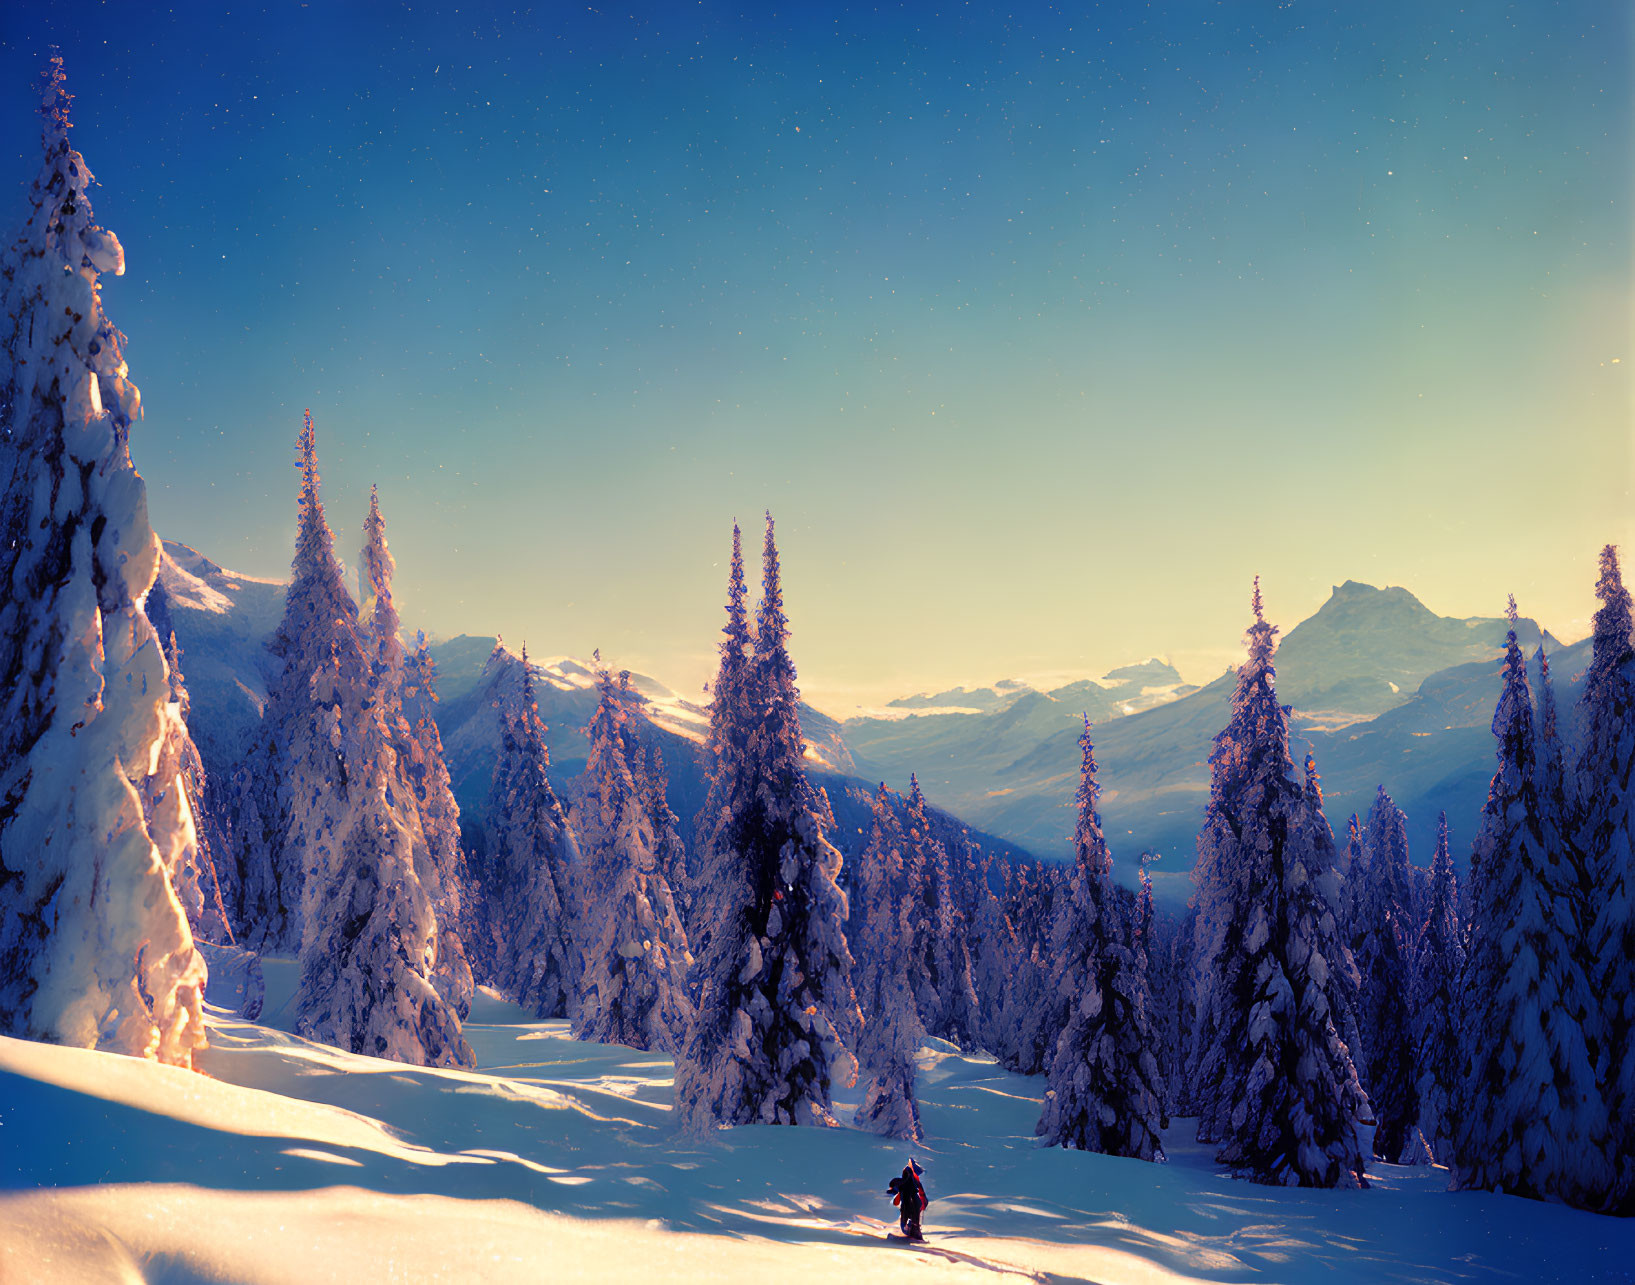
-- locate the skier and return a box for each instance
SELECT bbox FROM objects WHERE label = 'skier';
[886,1158,928,1241]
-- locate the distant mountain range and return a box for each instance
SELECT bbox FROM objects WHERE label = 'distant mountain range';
[842,582,1570,904]
[159,540,1574,908]
[882,658,1190,719]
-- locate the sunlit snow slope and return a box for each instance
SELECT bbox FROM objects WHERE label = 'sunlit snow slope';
[3,983,1630,1284]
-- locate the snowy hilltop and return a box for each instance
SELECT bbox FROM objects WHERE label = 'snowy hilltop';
[4,976,1632,1282]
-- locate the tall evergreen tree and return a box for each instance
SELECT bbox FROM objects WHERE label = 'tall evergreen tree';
[358,488,473,1019]
[687,522,753,947]
[482,645,580,1018]
[1190,581,1368,1187]
[1573,546,1634,1213]
[143,574,235,946]
[1535,645,1570,821]
[970,870,1019,1062]
[0,58,207,1064]
[1158,905,1198,1119]
[1037,720,1166,1161]
[401,630,476,1011]
[573,667,694,1052]
[1005,862,1073,1076]
[280,428,473,1068]
[1135,863,1156,962]
[852,785,924,1141]
[231,412,361,953]
[1411,812,1463,1163]
[1454,605,1602,1204]
[673,515,861,1131]
[904,775,979,1047]
[639,743,690,921]
[1302,764,1364,1081]
[1355,787,1420,1162]
[1337,810,1369,1073]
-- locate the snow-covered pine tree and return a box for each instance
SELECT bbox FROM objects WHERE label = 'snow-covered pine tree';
[1190,581,1368,1187]
[904,775,979,1047]
[900,777,935,1023]
[400,630,476,1011]
[0,58,207,1064]
[1454,603,1602,1204]
[687,521,753,949]
[284,430,473,1069]
[673,515,861,1131]
[1302,757,1366,1122]
[482,645,580,1017]
[999,860,1069,1076]
[1355,786,1419,1162]
[1036,719,1166,1160]
[1535,646,1570,824]
[142,574,234,945]
[357,488,473,1018]
[359,487,404,676]
[1411,812,1463,1164]
[1338,811,1369,1049]
[296,775,475,1067]
[1572,546,1634,1213]
[572,666,693,1051]
[852,785,924,1141]
[1135,863,1156,962]
[232,412,358,953]
[970,870,1019,1062]
[1364,788,1414,933]
[1150,904,1194,1123]
[639,742,690,922]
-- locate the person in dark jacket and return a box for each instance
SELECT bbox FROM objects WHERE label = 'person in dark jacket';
[886,1158,928,1240]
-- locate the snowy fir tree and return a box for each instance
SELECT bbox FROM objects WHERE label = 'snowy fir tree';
[295,784,475,1068]
[1533,646,1572,852]
[905,774,979,1047]
[1304,761,1364,1092]
[639,742,690,922]
[1189,581,1367,1187]
[229,412,360,953]
[277,428,472,1068]
[851,785,924,1141]
[1135,862,1155,962]
[481,645,581,1018]
[673,515,860,1131]
[686,520,754,950]
[1454,605,1603,1205]
[1572,546,1635,1213]
[400,629,476,1014]
[1002,862,1073,1076]
[572,666,694,1052]
[1411,812,1464,1164]
[357,489,473,1019]
[142,573,234,946]
[969,870,1020,1063]
[359,486,405,676]
[1338,812,1368,984]
[1151,905,1194,1122]
[1354,786,1420,1163]
[0,58,207,1065]
[1036,720,1166,1161]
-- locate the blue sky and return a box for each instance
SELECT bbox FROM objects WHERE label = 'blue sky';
[2,2,1628,708]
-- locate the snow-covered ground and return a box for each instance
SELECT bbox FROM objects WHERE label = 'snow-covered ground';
[3,973,1630,1284]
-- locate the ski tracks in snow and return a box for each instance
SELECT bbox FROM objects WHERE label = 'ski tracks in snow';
[840,1214,1061,1282]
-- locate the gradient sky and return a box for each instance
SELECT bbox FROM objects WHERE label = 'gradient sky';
[2,2,1629,712]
